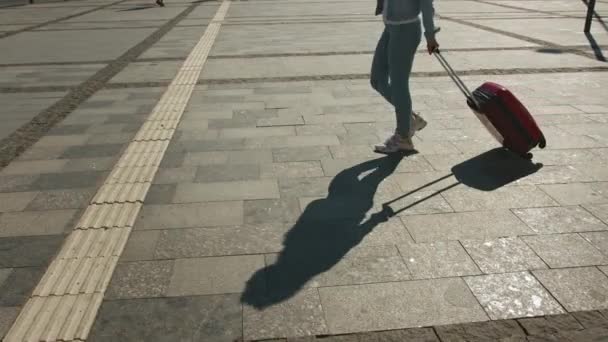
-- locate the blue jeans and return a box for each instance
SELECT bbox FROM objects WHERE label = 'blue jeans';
[370,22,422,137]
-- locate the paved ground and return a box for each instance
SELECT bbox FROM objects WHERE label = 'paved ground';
[1,0,608,341]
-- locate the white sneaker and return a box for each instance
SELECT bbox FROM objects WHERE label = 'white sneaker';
[410,112,427,137]
[374,134,415,154]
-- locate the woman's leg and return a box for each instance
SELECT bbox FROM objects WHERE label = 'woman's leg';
[370,27,392,104]
[387,23,421,137]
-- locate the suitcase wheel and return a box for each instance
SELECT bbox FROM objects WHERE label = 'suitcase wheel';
[538,136,546,149]
[524,152,533,160]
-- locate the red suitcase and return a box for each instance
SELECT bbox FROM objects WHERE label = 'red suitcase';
[434,51,546,159]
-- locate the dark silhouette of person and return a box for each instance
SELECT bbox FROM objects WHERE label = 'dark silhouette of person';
[241,154,404,309]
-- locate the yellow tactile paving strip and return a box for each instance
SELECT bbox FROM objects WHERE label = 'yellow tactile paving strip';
[3,2,230,341]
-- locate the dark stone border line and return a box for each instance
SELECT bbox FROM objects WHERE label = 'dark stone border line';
[196,66,608,84]
[41,66,602,91]
[0,0,130,39]
[0,60,113,68]
[206,45,600,59]
[248,310,608,342]
[440,15,605,62]
[3,66,606,94]
[0,85,76,93]
[474,0,586,19]
[222,19,377,26]
[105,81,171,89]
[221,15,591,26]
[31,25,165,32]
[0,56,185,69]
[0,3,200,169]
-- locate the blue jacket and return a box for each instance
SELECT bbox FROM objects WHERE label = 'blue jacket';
[375,0,437,40]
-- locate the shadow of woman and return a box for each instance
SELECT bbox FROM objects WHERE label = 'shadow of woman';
[241,154,405,309]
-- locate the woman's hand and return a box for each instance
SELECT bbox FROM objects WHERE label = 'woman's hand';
[427,38,439,54]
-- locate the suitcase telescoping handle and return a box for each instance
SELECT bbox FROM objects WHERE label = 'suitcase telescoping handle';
[433,50,479,109]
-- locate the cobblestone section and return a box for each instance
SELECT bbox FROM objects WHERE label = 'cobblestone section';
[258,311,608,341]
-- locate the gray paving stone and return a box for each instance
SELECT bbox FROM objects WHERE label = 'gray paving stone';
[244,198,301,224]
[338,134,382,146]
[462,237,548,274]
[320,156,432,178]
[0,306,19,339]
[318,278,488,334]
[585,203,608,225]
[402,210,534,242]
[329,145,381,160]
[49,124,90,135]
[106,260,174,300]
[61,157,117,172]
[398,241,480,279]
[209,117,256,129]
[539,183,608,205]
[194,164,260,183]
[435,320,526,342]
[16,145,68,161]
[0,159,68,175]
[0,268,11,288]
[522,234,608,268]
[512,206,608,234]
[60,143,124,159]
[135,202,243,230]
[167,255,265,296]
[511,165,596,186]
[0,235,63,268]
[25,188,95,210]
[177,119,209,132]
[518,314,583,336]
[154,224,289,259]
[243,288,328,340]
[381,189,455,216]
[245,135,340,149]
[0,192,37,212]
[159,152,186,168]
[560,326,608,341]
[152,166,197,184]
[533,267,608,312]
[273,146,331,163]
[261,161,324,179]
[534,149,597,165]
[279,177,332,198]
[173,180,280,203]
[89,295,242,342]
[121,230,160,262]
[258,116,305,127]
[36,134,91,147]
[176,132,220,146]
[578,163,608,183]
[30,170,105,190]
[86,132,134,145]
[144,184,177,205]
[183,150,273,166]
[441,185,558,211]
[392,171,458,193]
[582,232,608,257]
[572,311,608,329]
[219,126,295,139]
[0,267,44,306]
[359,219,415,247]
[356,328,440,341]
[264,246,411,291]
[0,209,78,237]
[464,272,564,320]
[169,138,248,153]
[0,175,38,193]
